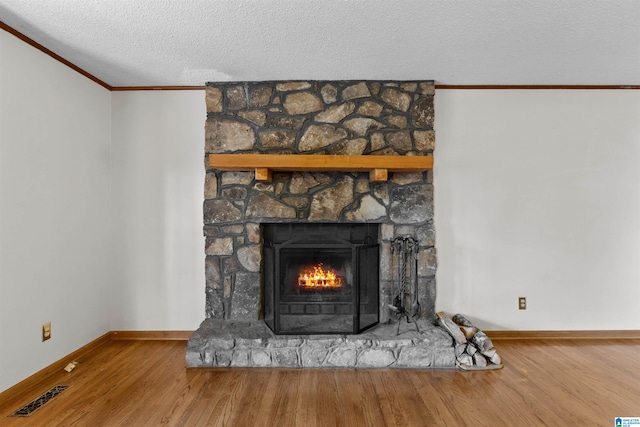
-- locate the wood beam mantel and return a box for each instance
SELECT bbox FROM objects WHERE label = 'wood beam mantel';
[208,154,433,182]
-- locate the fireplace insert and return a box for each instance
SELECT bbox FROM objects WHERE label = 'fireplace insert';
[262,223,379,334]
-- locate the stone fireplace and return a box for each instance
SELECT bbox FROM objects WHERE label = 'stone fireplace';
[187,80,456,368]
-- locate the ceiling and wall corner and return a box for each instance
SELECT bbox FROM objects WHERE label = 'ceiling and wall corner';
[0,0,639,88]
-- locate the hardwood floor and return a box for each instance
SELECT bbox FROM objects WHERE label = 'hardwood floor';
[1,338,639,426]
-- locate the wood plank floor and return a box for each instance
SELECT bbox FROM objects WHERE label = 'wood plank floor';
[1,338,639,426]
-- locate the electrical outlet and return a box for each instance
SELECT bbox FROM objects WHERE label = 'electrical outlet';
[42,321,51,341]
[518,297,527,310]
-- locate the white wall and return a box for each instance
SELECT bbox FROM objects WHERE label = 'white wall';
[110,91,205,331]
[0,32,111,392]
[435,90,640,330]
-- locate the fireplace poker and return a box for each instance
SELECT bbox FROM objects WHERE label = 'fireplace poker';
[389,236,420,335]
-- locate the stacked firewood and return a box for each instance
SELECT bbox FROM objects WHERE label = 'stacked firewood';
[436,312,503,370]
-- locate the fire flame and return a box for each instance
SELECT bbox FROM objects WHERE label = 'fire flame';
[298,263,343,289]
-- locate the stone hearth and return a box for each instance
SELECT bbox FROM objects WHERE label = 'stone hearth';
[187,80,453,368]
[188,319,454,368]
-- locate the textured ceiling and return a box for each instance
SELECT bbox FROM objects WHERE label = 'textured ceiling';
[1,0,639,87]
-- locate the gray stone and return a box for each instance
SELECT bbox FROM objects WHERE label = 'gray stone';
[321,84,338,104]
[221,187,247,200]
[378,338,413,348]
[326,348,357,367]
[204,172,218,199]
[381,88,411,112]
[357,349,395,367]
[268,338,304,348]
[206,85,223,113]
[308,176,354,221]
[205,237,234,256]
[272,348,299,366]
[386,115,408,129]
[186,349,206,367]
[238,110,267,126]
[326,138,368,156]
[203,200,242,224]
[419,82,435,96]
[357,101,383,117]
[237,245,261,272]
[418,247,437,277]
[391,172,423,185]
[401,83,418,92]
[215,350,233,367]
[299,125,348,151]
[344,195,386,221]
[289,172,322,194]
[300,347,327,367]
[379,243,392,281]
[305,338,343,348]
[343,338,373,349]
[251,350,272,367]
[355,178,370,194]
[226,85,247,110]
[283,92,323,115]
[205,257,221,283]
[371,133,385,151]
[372,185,390,205]
[315,102,355,123]
[221,171,254,185]
[396,347,433,368]
[342,82,371,100]
[230,349,250,367]
[389,184,433,224]
[268,115,307,130]
[386,131,412,151]
[221,224,244,234]
[230,273,260,320]
[281,196,309,208]
[414,130,435,152]
[369,82,381,96]
[246,194,296,219]
[246,222,260,243]
[411,97,434,128]
[209,338,235,350]
[433,349,457,367]
[205,288,224,318]
[414,222,436,247]
[381,224,395,241]
[235,338,265,348]
[276,81,311,91]
[343,118,384,136]
[223,257,241,275]
[250,86,273,107]
[259,129,297,148]
[205,118,255,153]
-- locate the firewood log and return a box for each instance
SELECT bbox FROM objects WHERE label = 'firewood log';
[451,314,474,327]
[489,352,502,365]
[473,353,488,368]
[455,343,467,358]
[457,353,473,367]
[461,326,478,339]
[470,331,494,353]
[436,312,467,345]
[465,343,478,356]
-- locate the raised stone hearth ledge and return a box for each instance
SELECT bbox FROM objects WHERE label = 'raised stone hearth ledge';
[187,319,456,369]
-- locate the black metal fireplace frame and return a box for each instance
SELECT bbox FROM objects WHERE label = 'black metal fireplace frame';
[262,223,380,335]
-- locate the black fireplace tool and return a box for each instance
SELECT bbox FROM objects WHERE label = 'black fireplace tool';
[389,236,420,335]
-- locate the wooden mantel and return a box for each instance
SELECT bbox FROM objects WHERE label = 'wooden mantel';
[208,154,433,182]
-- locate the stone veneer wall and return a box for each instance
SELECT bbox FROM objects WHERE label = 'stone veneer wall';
[204,80,436,325]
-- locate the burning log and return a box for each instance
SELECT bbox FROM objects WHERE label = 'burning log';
[297,263,343,289]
